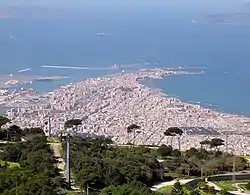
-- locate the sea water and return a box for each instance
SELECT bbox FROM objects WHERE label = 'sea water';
[0,0,250,116]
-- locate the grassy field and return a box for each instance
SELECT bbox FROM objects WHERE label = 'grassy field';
[0,160,20,168]
[214,181,242,191]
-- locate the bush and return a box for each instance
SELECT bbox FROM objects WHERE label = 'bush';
[157,145,172,157]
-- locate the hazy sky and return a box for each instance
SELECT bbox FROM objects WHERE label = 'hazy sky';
[0,0,247,18]
[0,0,246,9]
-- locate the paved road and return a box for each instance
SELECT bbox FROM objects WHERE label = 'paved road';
[151,179,250,195]
[150,179,194,191]
[0,141,14,144]
[235,183,247,192]
[150,173,250,194]
[228,191,250,195]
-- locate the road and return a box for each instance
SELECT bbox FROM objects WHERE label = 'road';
[150,179,194,191]
[229,192,250,195]
[150,173,250,194]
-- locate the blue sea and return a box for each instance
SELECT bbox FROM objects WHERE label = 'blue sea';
[0,0,250,116]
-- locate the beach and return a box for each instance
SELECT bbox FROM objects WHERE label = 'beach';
[2,68,250,155]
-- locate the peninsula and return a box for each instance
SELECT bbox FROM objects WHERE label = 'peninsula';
[196,13,250,24]
[4,69,250,154]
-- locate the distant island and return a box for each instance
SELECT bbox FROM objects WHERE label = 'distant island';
[194,13,250,24]
[0,5,65,19]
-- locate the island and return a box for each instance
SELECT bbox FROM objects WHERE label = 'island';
[194,13,250,24]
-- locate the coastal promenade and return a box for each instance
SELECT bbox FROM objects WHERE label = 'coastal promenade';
[3,68,250,154]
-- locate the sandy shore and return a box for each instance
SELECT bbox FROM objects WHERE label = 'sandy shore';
[4,69,250,154]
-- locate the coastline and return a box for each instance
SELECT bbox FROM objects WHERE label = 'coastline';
[143,78,246,118]
[3,68,250,154]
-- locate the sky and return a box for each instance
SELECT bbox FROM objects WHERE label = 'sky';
[0,0,246,10]
[0,0,248,21]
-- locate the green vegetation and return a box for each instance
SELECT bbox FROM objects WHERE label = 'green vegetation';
[63,137,162,194]
[62,136,248,194]
[0,116,10,129]
[158,182,218,195]
[64,119,82,129]
[0,160,20,168]
[1,116,249,195]
[164,127,183,149]
[47,136,61,143]
[126,124,141,146]
[200,138,225,150]
[100,182,160,195]
[0,123,65,195]
[171,181,185,195]
[240,180,250,191]
[157,145,247,178]
[157,185,173,193]
[0,124,23,142]
[214,181,237,191]
[240,155,250,161]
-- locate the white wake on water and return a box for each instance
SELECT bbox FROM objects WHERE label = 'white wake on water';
[41,65,112,70]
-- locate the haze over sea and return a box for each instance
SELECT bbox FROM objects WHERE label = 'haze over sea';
[0,0,250,116]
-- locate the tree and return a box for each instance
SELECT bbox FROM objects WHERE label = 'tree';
[0,116,10,129]
[172,149,181,157]
[66,138,162,191]
[0,144,22,162]
[0,129,6,140]
[126,124,141,146]
[157,145,172,157]
[171,181,185,195]
[164,127,183,149]
[171,127,183,151]
[64,119,82,129]
[23,127,45,137]
[200,140,211,149]
[164,129,175,147]
[7,125,23,142]
[210,138,225,150]
[126,127,133,144]
[0,135,62,194]
[185,148,199,158]
[100,182,160,195]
